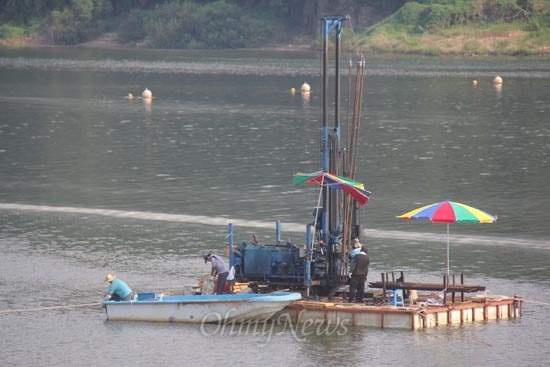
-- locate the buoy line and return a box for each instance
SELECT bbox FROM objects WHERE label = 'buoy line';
[0,302,102,314]
[516,298,550,306]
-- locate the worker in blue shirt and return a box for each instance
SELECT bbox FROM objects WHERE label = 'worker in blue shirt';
[104,273,134,301]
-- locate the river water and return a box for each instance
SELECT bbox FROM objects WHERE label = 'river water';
[0,46,549,366]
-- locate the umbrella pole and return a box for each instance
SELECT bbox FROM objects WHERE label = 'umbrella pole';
[312,184,323,236]
[446,223,450,277]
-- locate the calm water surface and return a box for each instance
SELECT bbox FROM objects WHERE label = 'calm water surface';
[0,47,549,367]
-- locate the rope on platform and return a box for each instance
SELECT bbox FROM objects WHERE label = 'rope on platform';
[516,298,550,306]
[0,302,102,314]
[482,290,548,305]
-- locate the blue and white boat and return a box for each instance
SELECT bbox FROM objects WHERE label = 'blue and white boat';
[103,291,301,323]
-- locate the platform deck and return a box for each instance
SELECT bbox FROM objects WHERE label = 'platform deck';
[280,295,523,330]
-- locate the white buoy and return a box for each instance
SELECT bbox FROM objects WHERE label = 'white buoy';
[290,87,296,95]
[472,80,478,86]
[301,82,311,93]
[493,76,503,85]
[142,88,153,99]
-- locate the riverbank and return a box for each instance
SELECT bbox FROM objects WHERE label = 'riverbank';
[0,32,123,49]
[1,30,548,57]
[362,26,550,57]
[0,32,313,53]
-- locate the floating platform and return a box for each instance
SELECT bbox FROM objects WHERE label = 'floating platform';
[281,294,523,330]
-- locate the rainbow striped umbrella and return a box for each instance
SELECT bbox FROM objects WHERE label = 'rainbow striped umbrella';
[398,200,497,276]
[293,170,371,206]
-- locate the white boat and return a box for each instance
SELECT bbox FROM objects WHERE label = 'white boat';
[103,291,302,323]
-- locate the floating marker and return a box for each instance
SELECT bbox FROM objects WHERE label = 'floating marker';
[142,88,153,99]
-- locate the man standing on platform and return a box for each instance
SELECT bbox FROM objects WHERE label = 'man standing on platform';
[348,239,369,303]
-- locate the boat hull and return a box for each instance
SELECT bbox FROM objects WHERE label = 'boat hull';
[103,292,301,323]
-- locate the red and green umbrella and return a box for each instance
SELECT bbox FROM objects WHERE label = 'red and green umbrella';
[398,200,497,276]
[293,170,371,206]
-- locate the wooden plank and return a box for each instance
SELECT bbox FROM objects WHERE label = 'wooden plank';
[368,281,485,293]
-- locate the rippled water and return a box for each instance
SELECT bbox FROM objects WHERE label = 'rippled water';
[0,47,549,366]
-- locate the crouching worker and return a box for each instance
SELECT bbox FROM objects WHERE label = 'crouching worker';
[104,273,134,301]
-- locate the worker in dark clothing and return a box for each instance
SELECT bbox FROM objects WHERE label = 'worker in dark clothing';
[348,243,369,303]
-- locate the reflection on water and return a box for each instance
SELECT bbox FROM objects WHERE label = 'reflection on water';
[494,83,503,98]
[142,97,152,118]
[301,91,311,107]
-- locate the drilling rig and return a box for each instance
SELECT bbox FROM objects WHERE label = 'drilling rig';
[228,16,369,297]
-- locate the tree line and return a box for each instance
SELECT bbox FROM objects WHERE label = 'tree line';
[0,0,547,52]
[0,0,407,47]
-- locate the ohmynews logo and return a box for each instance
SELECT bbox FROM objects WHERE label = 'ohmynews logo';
[199,309,350,346]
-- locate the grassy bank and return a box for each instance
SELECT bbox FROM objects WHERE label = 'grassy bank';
[357,0,550,56]
[360,22,549,56]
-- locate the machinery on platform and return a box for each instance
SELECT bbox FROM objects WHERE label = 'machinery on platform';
[229,16,370,296]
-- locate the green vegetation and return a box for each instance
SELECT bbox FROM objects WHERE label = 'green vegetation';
[0,0,292,49]
[0,23,26,39]
[361,0,550,55]
[125,1,282,49]
[0,0,548,56]
[49,0,114,44]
